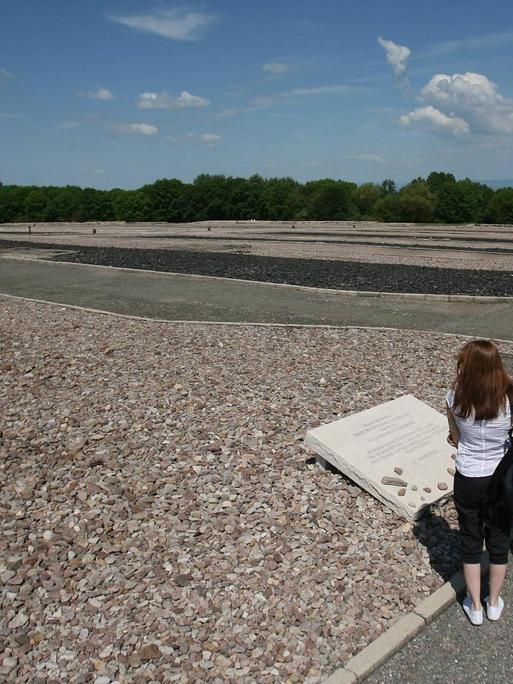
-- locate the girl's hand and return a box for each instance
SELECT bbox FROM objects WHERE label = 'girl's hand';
[447,433,457,447]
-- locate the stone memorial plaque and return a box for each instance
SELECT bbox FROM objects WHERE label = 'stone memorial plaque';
[305,394,455,520]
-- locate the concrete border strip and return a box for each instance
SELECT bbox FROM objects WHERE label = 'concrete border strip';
[2,292,513,345]
[2,254,513,303]
[324,557,489,683]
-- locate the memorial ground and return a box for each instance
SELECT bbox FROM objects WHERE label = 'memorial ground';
[1,221,513,682]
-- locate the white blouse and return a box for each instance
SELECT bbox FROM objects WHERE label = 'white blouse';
[446,389,511,477]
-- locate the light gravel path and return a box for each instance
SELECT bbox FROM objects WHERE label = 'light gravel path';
[2,297,506,682]
[2,257,513,339]
[3,221,513,270]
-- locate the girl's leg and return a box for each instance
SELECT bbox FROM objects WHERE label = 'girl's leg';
[454,473,486,610]
[485,506,511,608]
[463,562,482,611]
[488,563,507,606]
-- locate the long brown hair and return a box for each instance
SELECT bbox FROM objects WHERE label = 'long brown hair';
[453,340,512,420]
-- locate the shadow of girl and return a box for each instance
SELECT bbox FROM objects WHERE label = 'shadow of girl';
[413,506,461,582]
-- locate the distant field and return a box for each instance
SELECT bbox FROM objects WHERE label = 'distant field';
[1,220,513,271]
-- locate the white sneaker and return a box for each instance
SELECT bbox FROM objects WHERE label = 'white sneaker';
[485,596,505,621]
[462,596,483,625]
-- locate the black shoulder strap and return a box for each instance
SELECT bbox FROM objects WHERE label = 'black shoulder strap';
[487,394,513,501]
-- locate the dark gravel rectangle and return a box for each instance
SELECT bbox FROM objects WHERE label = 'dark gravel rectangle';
[2,239,513,296]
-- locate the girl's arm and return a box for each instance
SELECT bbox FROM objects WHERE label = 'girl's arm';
[446,407,460,447]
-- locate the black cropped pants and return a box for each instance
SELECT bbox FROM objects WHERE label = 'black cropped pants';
[453,471,511,565]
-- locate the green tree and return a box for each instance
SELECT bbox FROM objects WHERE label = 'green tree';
[141,178,187,222]
[111,190,150,221]
[41,186,84,221]
[262,177,304,220]
[434,179,492,223]
[375,182,436,223]
[230,175,266,219]
[484,188,513,224]
[188,174,237,220]
[78,188,114,221]
[0,172,502,225]
[353,183,382,216]
[426,171,456,195]
[0,185,31,222]
[304,180,358,220]
[381,179,396,195]
[24,188,48,221]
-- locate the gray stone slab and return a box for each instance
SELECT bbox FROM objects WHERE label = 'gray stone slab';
[305,395,456,519]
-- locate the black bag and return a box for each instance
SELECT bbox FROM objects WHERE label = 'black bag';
[487,425,513,519]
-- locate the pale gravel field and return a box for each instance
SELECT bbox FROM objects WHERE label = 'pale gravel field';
[2,297,513,683]
[3,239,511,271]
[2,221,513,271]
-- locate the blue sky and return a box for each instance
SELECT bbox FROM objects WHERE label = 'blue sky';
[1,0,513,189]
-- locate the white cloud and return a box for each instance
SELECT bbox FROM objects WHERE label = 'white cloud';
[54,121,81,131]
[419,72,513,134]
[0,67,14,82]
[186,132,222,147]
[253,84,351,107]
[399,105,470,135]
[138,90,209,110]
[216,84,351,118]
[113,122,158,135]
[377,37,410,76]
[111,7,216,41]
[250,96,280,107]
[77,87,114,100]
[262,62,289,74]
[392,67,513,138]
[80,168,105,175]
[282,85,350,98]
[214,107,243,118]
[430,31,513,56]
[366,106,396,113]
[422,72,497,105]
[345,153,386,163]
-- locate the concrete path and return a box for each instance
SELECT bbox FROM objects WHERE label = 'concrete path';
[2,256,513,338]
[366,561,513,683]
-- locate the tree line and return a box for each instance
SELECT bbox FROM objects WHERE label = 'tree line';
[1,172,513,224]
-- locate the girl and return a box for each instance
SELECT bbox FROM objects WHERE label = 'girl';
[447,339,512,625]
